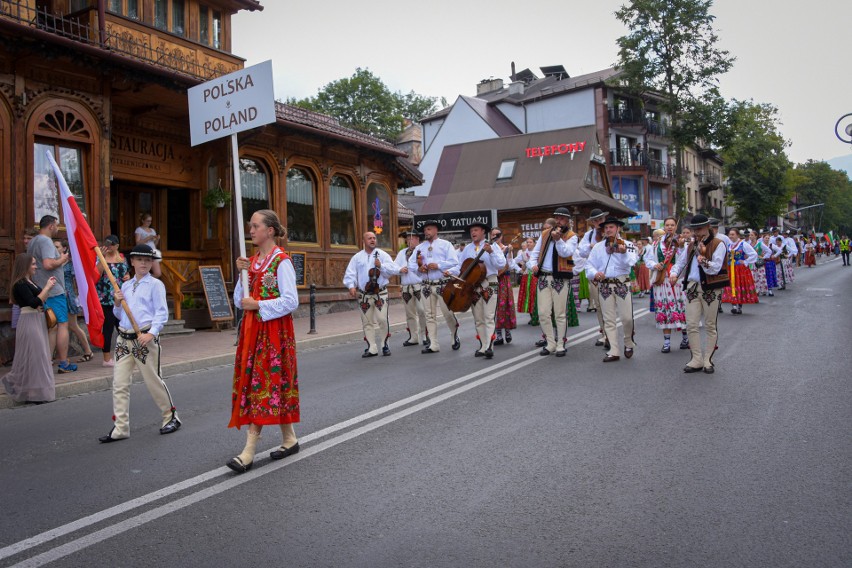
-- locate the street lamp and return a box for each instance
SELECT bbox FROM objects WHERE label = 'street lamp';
[835,113,852,144]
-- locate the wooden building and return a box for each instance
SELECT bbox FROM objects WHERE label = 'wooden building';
[0,1,421,356]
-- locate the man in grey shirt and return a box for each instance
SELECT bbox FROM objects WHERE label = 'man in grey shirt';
[28,214,77,373]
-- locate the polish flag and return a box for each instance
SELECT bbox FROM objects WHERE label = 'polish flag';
[45,150,105,349]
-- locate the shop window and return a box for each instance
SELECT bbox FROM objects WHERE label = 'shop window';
[366,182,391,249]
[496,159,516,180]
[239,157,269,228]
[33,141,87,223]
[286,168,317,243]
[329,175,356,246]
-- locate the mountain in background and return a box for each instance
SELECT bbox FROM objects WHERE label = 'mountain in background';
[826,153,852,179]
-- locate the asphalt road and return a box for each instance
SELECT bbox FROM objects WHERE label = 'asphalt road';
[1,258,850,567]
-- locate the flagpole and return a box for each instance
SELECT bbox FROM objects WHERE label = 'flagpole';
[94,246,142,336]
[231,133,250,299]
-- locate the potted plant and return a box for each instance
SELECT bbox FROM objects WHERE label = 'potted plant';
[180,294,212,329]
[202,181,231,209]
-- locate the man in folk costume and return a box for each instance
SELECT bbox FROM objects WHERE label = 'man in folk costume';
[99,245,180,443]
[576,208,608,347]
[585,217,638,363]
[671,214,728,374]
[408,219,461,354]
[458,221,506,359]
[490,227,517,346]
[528,207,579,357]
[394,230,429,348]
[344,231,400,358]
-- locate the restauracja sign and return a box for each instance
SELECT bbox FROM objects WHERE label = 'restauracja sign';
[525,141,586,158]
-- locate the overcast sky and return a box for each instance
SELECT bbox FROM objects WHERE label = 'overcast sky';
[232,0,852,165]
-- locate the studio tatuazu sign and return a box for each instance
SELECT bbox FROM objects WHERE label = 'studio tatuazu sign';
[525,141,586,158]
[187,60,276,146]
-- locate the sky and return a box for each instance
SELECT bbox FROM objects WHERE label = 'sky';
[232,0,852,165]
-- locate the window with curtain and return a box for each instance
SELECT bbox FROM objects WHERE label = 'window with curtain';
[212,10,222,49]
[366,182,391,249]
[172,0,185,36]
[108,0,121,13]
[286,168,317,243]
[240,158,269,228]
[649,185,668,219]
[127,0,138,19]
[199,5,209,45]
[329,175,356,246]
[154,0,167,30]
[33,141,87,223]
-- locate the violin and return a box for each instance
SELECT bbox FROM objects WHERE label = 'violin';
[416,249,425,272]
[605,236,626,254]
[364,251,381,294]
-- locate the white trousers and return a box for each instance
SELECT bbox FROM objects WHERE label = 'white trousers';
[358,290,390,354]
[536,275,569,353]
[112,331,176,438]
[471,276,499,353]
[589,280,605,337]
[599,276,635,357]
[401,284,427,344]
[684,281,722,369]
[421,281,459,352]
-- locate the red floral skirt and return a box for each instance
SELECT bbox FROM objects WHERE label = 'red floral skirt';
[722,264,759,305]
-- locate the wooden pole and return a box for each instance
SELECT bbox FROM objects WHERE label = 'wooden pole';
[94,246,141,335]
[231,133,250,299]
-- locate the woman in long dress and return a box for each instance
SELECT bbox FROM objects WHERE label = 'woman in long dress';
[748,232,769,296]
[721,228,759,314]
[227,210,300,473]
[516,238,538,325]
[644,217,687,353]
[804,238,817,267]
[2,254,57,403]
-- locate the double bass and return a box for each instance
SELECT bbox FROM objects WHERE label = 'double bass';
[442,241,491,313]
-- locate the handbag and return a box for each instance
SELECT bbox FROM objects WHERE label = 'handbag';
[44,307,57,329]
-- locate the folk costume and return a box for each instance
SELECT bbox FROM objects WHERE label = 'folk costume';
[99,246,180,443]
[528,208,579,357]
[633,245,651,296]
[577,209,608,343]
[764,237,780,292]
[516,248,539,325]
[750,238,770,295]
[783,234,797,284]
[585,218,638,362]
[394,238,428,347]
[645,234,687,331]
[721,239,759,312]
[493,238,517,345]
[672,216,727,374]
[230,246,300,429]
[458,229,506,358]
[408,222,461,353]
[344,247,399,357]
[804,241,816,267]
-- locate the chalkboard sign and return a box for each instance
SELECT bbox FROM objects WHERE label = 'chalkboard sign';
[198,265,234,322]
[289,251,307,288]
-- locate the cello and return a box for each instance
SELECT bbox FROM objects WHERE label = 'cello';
[442,241,491,313]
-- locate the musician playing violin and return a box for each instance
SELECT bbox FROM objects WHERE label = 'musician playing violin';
[528,207,579,357]
[459,222,506,359]
[576,208,609,346]
[586,216,638,363]
[407,220,461,354]
[343,232,399,358]
[393,230,429,348]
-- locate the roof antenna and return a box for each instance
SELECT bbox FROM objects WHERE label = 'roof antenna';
[511,61,516,81]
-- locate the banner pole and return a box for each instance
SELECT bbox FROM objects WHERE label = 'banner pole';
[231,133,250,299]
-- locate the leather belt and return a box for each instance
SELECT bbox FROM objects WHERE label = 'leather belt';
[118,326,151,340]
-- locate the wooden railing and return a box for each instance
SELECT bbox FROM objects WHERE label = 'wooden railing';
[159,258,189,320]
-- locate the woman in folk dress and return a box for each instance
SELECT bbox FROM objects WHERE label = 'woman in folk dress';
[644,217,688,353]
[721,228,759,315]
[748,231,769,296]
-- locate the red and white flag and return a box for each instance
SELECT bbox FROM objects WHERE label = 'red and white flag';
[45,150,105,349]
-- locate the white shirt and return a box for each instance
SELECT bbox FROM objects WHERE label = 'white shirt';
[784,237,798,255]
[343,249,399,290]
[729,240,759,265]
[716,233,732,247]
[672,238,727,282]
[409,238,459,281]
[644,236,679,273]
[459,240,506,278]
[234,250,299,322]
[394,247,423,286]
[585,238,637,279]
[135,226,158,250]
[114,273,168,336]
[528,231,579,272]
[576,227,602,260]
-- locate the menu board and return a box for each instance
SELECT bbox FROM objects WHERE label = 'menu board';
[289,251,306,288]
[198,265,234,322]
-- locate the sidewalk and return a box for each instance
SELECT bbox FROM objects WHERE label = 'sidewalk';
[0,303,417,410]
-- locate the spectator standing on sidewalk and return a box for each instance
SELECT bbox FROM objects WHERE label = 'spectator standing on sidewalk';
[227,209,300,473]
[2,254,57,403]
[95,235,130,367]
[27,215,76,374]
[56,239,94,363]
[135,212,162,278]
[5,228,39,367]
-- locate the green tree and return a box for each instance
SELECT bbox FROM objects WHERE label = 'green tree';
[288,68,439,142]
[788,160,852,234]
[614,0,735,215]
[721,100,791,228]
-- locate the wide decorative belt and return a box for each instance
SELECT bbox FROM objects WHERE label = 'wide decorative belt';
[357,287,387,296]
[600,276,629,284]
[423,279,445,285]
[118,326,151,340]
[538,270,553,276]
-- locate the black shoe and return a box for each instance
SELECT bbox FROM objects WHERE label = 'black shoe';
[624,348,634,359]
[362,351,378,358]
[98,427,128,444]
[493,337,504,346]
[474,351,484,357]
[539,348,551,356]
[603,355,620,362]
[594,339,605,347]
[484,348,494,359]
[270,442,300,460]
[730,308,738,314]
[680,338,690,350]
[683,365,702,373]
[382,346,391,356]
[160,415,182,435]
[661,344,671,353]
[555,350,566,357]
[402,340,419,347]
[703,366,715,374]
[421,348,437,354]
[422,339,429,346]
[226,456,253,473]
[452,337,461,350]
[535,339,547,348]
[505,333,512,344]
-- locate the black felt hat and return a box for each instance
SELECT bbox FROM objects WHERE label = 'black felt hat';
[553,207,572,217]
[420,219,441,229]
[128,244,157,258]
[587,208,608,221]
[601,216,625,228]
[466,221,490,232]
[688,214,711,229]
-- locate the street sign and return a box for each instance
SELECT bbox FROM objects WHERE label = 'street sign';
[187,60,276,147]
[627,211,651,225]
